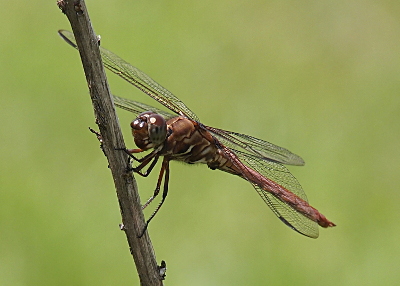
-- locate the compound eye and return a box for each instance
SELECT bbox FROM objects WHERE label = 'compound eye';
[131,117,146,130]
[147,114,167,145]
[131,111,154,130]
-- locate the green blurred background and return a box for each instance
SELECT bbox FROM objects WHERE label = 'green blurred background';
[1,1,399,285]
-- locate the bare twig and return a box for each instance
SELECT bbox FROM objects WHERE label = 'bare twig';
[57,1,164,285]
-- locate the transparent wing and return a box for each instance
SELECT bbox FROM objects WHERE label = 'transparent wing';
[59,30,303,166]
[112,94,177,120]
[220,147,319,238]
[207,127,305,166]
[58,30,199,122]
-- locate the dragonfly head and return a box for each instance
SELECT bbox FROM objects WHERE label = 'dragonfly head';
[131,111,167,149]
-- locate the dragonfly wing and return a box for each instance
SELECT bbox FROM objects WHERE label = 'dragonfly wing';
[58,30,199,122]
[112,95,177,120]
[220,147,319,238]
[207,126,305,166]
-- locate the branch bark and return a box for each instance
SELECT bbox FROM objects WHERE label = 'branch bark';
[57,1,164,285]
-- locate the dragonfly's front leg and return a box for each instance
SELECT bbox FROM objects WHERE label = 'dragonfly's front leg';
[117,147,149,162]
[132,153,160,177]
[117,147,160,176]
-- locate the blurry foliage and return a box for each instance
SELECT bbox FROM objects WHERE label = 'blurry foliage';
[1,1,399,285]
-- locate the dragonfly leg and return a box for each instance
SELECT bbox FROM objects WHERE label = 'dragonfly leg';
[133,154,160,177]
[141,157,166,210]
[138,158,170,238]
[117,147,160,176]
[115,147,148,162]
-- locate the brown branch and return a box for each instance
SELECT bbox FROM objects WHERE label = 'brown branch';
[57,1,164,285]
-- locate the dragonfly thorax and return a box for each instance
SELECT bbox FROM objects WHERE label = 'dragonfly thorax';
[131,111,167,150]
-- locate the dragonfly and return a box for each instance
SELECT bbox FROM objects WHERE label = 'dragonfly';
[59,30,335,238]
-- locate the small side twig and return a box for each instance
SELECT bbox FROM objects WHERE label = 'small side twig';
[57,1,163,285]
[89,127,106,155]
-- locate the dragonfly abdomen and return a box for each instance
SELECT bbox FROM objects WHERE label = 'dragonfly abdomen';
[215,148,336,229]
